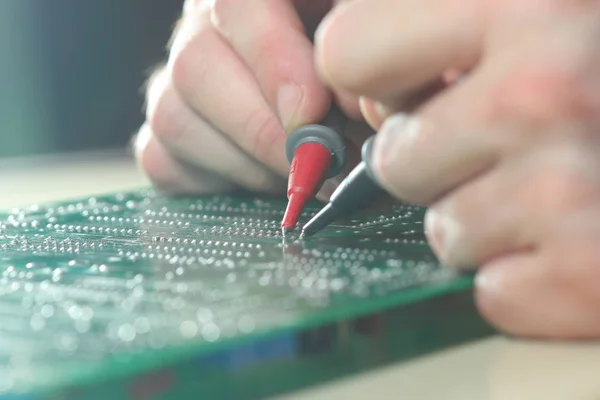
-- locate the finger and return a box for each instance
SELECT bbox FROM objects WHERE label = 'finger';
[146,66,286,193]
[369,69,505,205]
[169,7,289,175]
[211,0,331,132]
[369,6,600,205]
[333,90,363,121]
[359,76,450,131]
[134,123,236,194]
[315,0,484,101]
[425,140,600,268]
[475,218,600,339]
[424,169,534,270]
[359,97,387,131]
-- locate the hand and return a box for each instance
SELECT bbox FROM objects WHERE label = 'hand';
[134,0,372,200]
[315,0,600,339]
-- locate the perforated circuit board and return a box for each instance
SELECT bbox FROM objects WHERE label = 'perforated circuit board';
[0,189,492,399]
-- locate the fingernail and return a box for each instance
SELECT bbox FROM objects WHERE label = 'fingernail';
[133,122,152,159]
[424,209,444,253]
[359,97,384,129]
[373,113,418,158]
[277,83,303,133]
[373,102,391,120]
[370,113,418,186]
[424,207,462,267]
[474,264,502,294]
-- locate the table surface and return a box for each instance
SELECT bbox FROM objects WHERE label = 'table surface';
[1,150,599,400]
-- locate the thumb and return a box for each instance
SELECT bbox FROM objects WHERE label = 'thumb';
[211,0,332,132]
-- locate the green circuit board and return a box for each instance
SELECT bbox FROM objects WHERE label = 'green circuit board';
[0,189,493,399]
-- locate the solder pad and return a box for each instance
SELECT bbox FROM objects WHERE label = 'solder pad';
[0,189,493,399]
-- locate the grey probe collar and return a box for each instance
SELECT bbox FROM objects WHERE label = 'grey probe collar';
[285,124,347,179]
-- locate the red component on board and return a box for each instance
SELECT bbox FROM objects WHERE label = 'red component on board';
[281,142,332,233]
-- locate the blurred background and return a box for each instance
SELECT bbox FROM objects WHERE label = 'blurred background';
[0,0,184,159]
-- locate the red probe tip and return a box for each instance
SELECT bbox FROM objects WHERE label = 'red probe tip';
[282,193,308,233]
[281,142,332,233]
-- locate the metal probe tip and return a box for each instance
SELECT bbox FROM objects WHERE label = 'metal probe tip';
[300,203,337,238]
[281,226,291,236]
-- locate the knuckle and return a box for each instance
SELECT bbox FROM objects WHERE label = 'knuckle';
[212,0,292,71]
[334,65,375,96]
[543,235,600,313]
[143,64,165,112]
[168,16,212,97]
[488,63,599,126]
[522,169,592,213]
[316,15,366,93]
[146,105,170,144]
[254,34,287,67]
[559,256,600,306]
[245,171,281,193]
[145,69,177,142]
[147,104,178,145]
[140,154,165,187]
[319,46,370,94]
[563,252,600,304]
[169,37,197,96]
[210,0,236,24]
[135,132,172,189]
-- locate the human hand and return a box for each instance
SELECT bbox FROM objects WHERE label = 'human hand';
[134,0,372,200]
[315,0,600,338]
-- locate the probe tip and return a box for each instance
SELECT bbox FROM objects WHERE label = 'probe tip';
[300,203,337,238]
[281,142,333,234]
[281,192,307,234]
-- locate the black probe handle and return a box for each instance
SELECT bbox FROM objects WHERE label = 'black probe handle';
[317,102,348,137]
[327,135,387,213]
[328,161,386,211]
[301,136,387,236]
